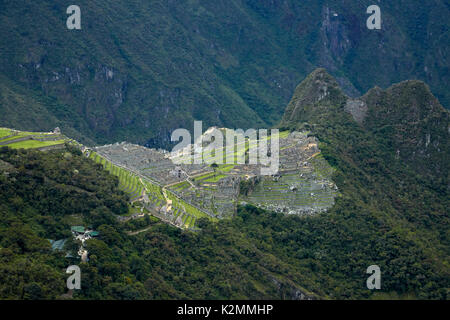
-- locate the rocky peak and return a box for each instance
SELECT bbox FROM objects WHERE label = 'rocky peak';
[281,69,449,179]
[361,80,449,176]
[280,68,347,126]
[362,80,444,122]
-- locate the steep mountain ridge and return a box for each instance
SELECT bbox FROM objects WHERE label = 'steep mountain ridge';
[281,68,347,124]
[281,69,449,180]
[361,81,449,180]
[279,69,449,298]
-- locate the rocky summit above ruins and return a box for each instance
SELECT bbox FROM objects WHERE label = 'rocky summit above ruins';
[281,69,449,181]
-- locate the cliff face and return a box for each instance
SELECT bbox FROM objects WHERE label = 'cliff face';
[0,1,448,147]
[361,81,449,178]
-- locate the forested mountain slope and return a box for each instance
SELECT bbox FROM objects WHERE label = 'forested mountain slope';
[280,69,449,298]
[0,0,448,147]
[0,69,448,299]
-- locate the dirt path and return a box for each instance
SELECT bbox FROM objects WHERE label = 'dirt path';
[161,187,173,212]
[307,152,321,160]
[127,225,153,236]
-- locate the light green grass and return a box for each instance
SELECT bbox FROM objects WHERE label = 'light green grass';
[143,180,165,200]
[217,164,235,173]
[279,131,290,139]
[0,133,32,143]
[193,172,216,182]
[203,174,227,183]
[171,181,190,192]
[8,139,66,149]
[89,151,217,229]
[0,128,13,139]
[89,151,146,200]
[167,190,215,221]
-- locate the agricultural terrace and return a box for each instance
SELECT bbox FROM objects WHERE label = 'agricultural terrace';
[89,151,145,202]
[88,149,214,230]
[93,129,338,228]
[166,190,216,229]
[173,130,291,165]
[0,127,67,150]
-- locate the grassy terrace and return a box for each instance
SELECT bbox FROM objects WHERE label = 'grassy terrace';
[142,180,165,201]
[191,164,235,184]
[0,128,13,138]
[142,180,168,211]
[279,131,290,139]
[245,173,336,210]
[166,190,216,228]
[203,174,227,183]
[89,151,145,201]
[172,131,290,165]
[87,129,298,229]
[0,128,67,150]
[244,149,338,213]
[7,139,67,149]
[310,154,336,179]
[171,181,191,192]
[89,150,213,229]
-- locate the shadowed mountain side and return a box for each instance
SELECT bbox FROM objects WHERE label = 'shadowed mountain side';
[1,1,448,148]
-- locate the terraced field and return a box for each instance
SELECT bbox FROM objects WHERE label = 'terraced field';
[89,151,145,202]
[88,149,213,230]
[0,127,68,150]
[244,153,338,215]
[167,170,236,218]
[0,128,12,138]
[141,180,167,212]
[92,129,338,229]
[166,190,214,229]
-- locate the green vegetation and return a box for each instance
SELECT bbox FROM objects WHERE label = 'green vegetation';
[216,164,236,173]
[0,134,31,143]
[0,128,70,150]
[311,154,336,179]
[0,128,12,139]
[192,172,216,182]
[7,139,66,150]
[171,181,190,192]
[89,151,145,201]
[279,131,290,139]
[203,174,227,183]
[0,146,129,299]
[142,180,165,201]
[166,190,214,223]
[1,1,448,149]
